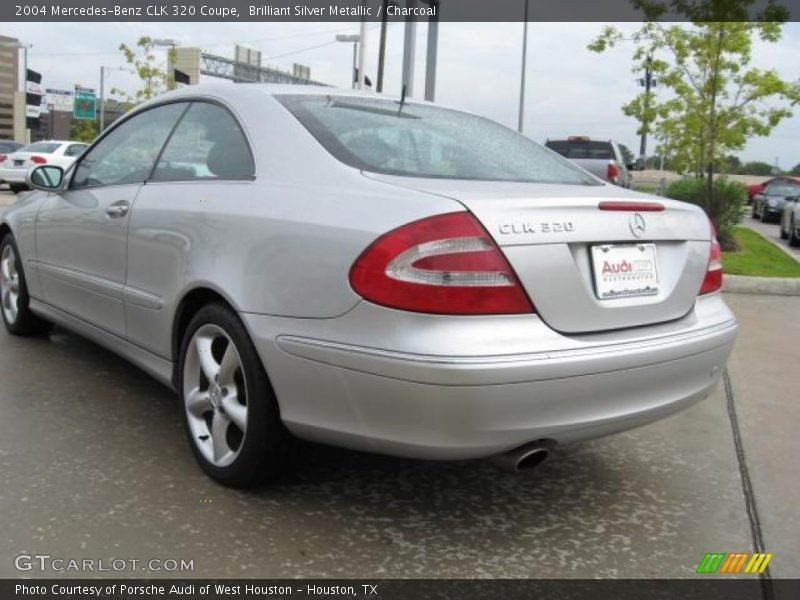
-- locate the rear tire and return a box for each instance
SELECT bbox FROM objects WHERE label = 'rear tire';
[178,303,297,488]
[780,221,789,239]
[752,204,759,219]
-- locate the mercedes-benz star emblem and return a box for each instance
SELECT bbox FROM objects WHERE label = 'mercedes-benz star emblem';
[629,213,647,238]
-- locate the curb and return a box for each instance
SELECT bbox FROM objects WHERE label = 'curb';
[723,274,800,296]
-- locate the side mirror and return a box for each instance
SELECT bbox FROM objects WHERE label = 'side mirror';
[26,165,64,191]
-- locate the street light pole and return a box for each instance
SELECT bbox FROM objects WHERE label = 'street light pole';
[336,34,361,89]
[98,66,129,133]
[638,50,655,166]
[518,0,529,133]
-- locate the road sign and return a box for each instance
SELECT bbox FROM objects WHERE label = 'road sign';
[73,88,96,120]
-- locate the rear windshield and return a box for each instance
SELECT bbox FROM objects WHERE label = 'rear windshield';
[545,140,615,160]
[0,142,21,153]
[19,142,60,154]
[277,95,599,185]
[767,182,800,196]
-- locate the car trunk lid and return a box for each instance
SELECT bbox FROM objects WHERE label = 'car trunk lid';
[364,175,711,334]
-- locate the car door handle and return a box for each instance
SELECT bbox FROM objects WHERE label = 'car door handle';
[106,201,129,218]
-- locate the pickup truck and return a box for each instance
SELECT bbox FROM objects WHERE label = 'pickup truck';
[545,137,635,188]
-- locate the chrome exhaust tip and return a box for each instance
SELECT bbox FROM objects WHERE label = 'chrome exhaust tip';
[491,440,554,473]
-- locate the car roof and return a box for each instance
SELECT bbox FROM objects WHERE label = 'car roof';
[136,81,445,114]
[22,140,82,145]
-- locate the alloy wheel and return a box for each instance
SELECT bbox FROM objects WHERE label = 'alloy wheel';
[182,323,249,467]
[0,244,20,325]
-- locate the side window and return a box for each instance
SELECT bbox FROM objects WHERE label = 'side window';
[71,103,187,189]
[151,102,254,182]
[64,144,87,157]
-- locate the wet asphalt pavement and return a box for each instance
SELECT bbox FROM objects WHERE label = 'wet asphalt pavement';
[0,293,796,582]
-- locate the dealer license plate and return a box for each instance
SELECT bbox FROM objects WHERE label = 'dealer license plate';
[591,243,659,300]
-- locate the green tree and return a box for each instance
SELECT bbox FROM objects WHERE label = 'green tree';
[738,160,775,176]
[112,36,173,104]
[70,119,97,143]
[789,162,800,176]
[588,0,800,206]
[721,154,742,174]
[619,143,635,166]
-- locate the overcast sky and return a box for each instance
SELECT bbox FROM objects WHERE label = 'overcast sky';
[3,21,799,168]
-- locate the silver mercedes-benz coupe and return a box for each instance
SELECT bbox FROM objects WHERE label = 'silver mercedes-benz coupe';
[0,84,737,487]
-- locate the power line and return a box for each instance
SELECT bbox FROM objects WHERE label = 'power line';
[263,23,386,61]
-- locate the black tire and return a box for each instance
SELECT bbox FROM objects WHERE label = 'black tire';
[780,222,789,239]
[178,303,296,488]
[9,184,27,194]
[0,234,50,336]
[761,209,770,223]
[790,218,800,247]
[752,204,759,219]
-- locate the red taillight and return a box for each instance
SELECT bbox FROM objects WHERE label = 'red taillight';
[606,161,619,183]
[0,154,6,163]
[30,155,47,164]
[700,222,723,295]
[349,212,535,315]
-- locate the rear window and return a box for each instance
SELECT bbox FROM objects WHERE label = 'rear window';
[277,95,599,185]
[0,142,21,153]
[19,142,61,154]
[545,140,615,160]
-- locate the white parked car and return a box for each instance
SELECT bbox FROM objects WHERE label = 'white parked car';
[0,140,89,193]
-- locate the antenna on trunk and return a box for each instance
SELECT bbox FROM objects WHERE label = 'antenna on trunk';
[398,84,407,114]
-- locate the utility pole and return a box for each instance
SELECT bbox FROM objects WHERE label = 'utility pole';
[357,2,367,90]
[518,0,529,133]
[99,66,105,133]
[336,34,360,89]
[638,51,655,166]
[98,66,128,133]
[401,0,417,97]
[424,1,439,102]
[377,0,390,92]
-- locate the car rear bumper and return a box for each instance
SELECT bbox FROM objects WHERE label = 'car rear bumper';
[0,167,27,184]
[242,293,737,460]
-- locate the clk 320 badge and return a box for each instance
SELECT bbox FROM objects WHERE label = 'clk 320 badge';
[498,221,575,235]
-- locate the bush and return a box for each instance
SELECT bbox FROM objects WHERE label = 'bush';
[664,177,746,251]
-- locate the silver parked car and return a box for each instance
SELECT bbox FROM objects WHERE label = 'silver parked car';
[0,85,737,487]
[780,194,800,246]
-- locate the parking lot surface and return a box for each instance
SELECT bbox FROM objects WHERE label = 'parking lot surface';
[0,291,796,582]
